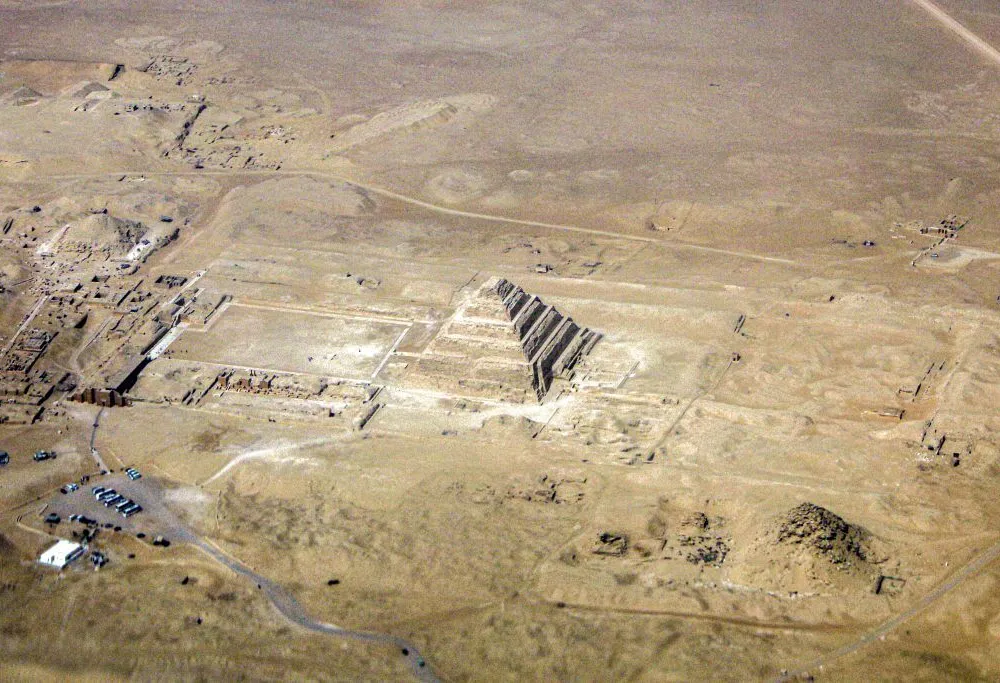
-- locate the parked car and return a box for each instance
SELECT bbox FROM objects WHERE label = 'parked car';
[125,468,142,481]
[44,513,60,525]
[92,486,107,496]
[33,450,56,462]
[97,489,118,501]
[122,505,142,518]
[0,451,9,466]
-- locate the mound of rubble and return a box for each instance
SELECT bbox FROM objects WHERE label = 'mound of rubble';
[728,503,888,593]
[64,214,145,255]
[4,86,42,106]
[329,93,495,152]
[776,503,873,566]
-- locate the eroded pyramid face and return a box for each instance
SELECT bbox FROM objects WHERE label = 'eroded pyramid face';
[410,277,601,402]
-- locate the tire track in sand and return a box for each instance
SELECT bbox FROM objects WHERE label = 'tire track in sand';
[907,0,1000,67]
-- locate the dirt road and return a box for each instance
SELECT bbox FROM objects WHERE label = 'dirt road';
[88,408,110,473]
[42,168,798,265]
[193,537,438,681]
[198,437,341,486]
[780,535,1000,680]
[907,0,1000,67]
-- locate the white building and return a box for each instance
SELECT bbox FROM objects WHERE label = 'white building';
[39,540,84,569]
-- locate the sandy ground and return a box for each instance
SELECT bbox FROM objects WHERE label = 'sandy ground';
[2,1,1000,681]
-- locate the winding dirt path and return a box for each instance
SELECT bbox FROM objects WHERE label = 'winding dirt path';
[191,537,438,681]
[198,437,340,486]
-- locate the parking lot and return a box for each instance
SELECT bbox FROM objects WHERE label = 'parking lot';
[38,471,192,544]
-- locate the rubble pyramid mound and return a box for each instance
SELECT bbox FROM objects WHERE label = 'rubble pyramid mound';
[410,277,601,402]
[775,503,873,565]
[6,86,42,106]
[67,80,110,98]
[66,214,144,253]
[727,503,889,593]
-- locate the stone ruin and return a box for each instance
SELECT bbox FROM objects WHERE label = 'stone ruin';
[411,277,601,402]
[775,503,874,568]
[492,278,602,400]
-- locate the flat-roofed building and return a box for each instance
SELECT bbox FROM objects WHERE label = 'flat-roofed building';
[39,540,84,569]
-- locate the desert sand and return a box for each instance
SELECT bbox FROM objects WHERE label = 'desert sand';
[2,1,1000,681]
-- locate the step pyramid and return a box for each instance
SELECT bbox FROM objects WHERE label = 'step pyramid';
[410,277,601,402]
[492,278,602,400]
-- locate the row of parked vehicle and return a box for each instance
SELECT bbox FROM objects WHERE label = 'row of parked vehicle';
[92,486,143,518]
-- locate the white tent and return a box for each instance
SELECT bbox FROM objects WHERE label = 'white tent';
[39,540,84,569]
